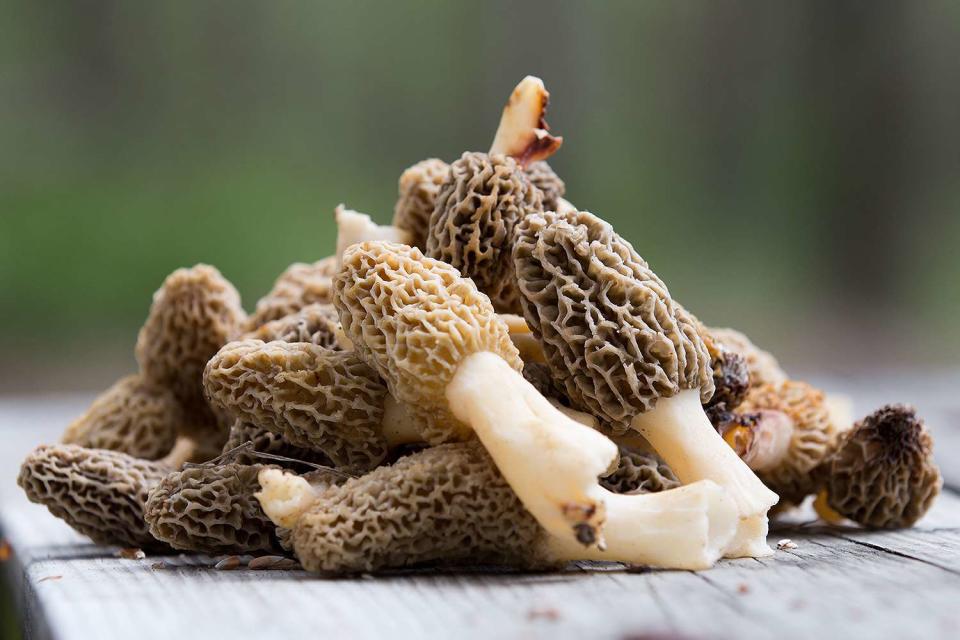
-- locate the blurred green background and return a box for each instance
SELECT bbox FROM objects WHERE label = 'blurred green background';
[1,0,958,395]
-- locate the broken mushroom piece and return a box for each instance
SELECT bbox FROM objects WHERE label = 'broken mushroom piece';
[426,151,543,314]
[18,444,171,550]
[815,404,941,529]
[513,209,778,557]
[241,303,343,350]
[391,158,450,251]
[335,205,412,267]
[489,75,563,167]
[247,257,338,330]
[61,374,182,461]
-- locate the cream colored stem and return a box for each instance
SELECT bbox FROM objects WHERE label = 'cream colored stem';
[447,352,738,570]
[381,395,425,447]
[631,390,778,558]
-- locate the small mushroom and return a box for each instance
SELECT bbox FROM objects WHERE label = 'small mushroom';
[391,158,450,250]
[247,257,338,329]
[815,404,941,528]
[513,209,778,557]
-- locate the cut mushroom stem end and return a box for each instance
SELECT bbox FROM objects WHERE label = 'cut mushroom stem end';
[489,76,563,167]
[631,389,779,558]
[254,469,322,529]
[447,352,739,570]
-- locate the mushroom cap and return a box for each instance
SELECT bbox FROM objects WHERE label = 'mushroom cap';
[203,340,389,470]
[135,264,246,435]
[291,441,552,573]
[512,209,715,434]
[427,151,543,314]
[221,419,335,471]
[709,327,787,387]
[144,463,281,554]
[524,161,565,211]
[62,374,181,460]
[738,380,835,504]
[600,449,680,495]
[242,303,342,350]
[17,444,170,550]
[334,241,523,444]
[392,158,450,251]
[705,351,751,412]
[822,404,941,528]
[247,257,338,329]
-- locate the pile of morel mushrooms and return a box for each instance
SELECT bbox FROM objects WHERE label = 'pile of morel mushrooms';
[19,77,943,573]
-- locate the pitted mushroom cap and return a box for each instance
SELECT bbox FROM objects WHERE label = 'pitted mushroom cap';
[145,463,281,554]
[334,241,523,444]
[62,375,181,460]
[291,441,552,573]
[524,161,565,211]
[221,420,334,471]
[738,380,835,504]
[135,264,246,433]
[203,340,389,470]
[242,303,341,350]
[822,404,941,528]
[600,449,680,495]
[709,327,787,387]
[427,151,543,314]
[17,444,171,550]
[247,257,338,329]
[513,209,715,434]
[392,158,450,250]
[706,351,751,412]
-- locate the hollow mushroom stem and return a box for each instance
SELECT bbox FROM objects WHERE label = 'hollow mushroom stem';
[630,389,778,558]
[447,352,738,570]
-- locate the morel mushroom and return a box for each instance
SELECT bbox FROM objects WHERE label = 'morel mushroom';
[220,419,335,470]
[426,151,543,314]
[600,449,680,495]
[391,158,450,250]
[61,374,182,461]
[247,257,338,329]
[815,404,941,528]
[524,161,566,211]
[241,303,342,350]
[709,327,788,387]
[513,210,778,556]
[18,444,171,550]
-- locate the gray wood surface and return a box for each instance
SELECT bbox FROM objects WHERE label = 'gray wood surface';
[1,380,958,640]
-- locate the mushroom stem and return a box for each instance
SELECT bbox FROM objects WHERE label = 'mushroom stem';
[380,395,425,447]
[631,390,778,558]
[489,76,563,167]
[448,352,738,570]
[335,205,412,266]
[255,468,322,529]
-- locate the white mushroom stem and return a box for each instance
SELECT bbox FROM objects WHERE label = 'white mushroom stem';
[335,205,412,266]
[255,469,323,529]
[447,352,738,570]
[630,391,779,558]
[489,76,563,167]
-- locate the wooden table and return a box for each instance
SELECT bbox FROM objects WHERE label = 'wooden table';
[2,378,959,640]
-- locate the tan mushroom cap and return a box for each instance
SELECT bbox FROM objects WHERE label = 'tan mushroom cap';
[524,161,566,211]
[427,151,543,314]
[821,404,941,529]
[600,449,680,495]
[241,303,342,350]
[709,327,787,387]
[291,441,554,573]
[62,374,181,460]
[221,419,335,470]
[18,444,171,550]
[247,257,338,330]
[392,158,450,251]
[145,463,281,555]
[738,380,835,504]
[512,209,715,434]
[203,340,389,470]
[333,241,523,444]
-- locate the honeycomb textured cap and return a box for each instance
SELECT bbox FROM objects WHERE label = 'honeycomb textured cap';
[334,241,523,444]
[710,327,787,387]
[221,420,334,471]
[17,444,170,550]
[823,404,941,528]
[426,152,543,314]
[739,380,835,503]
[242,303,342,350]
[392,158,450,251]
[204,340,389,470]
[524,161,565,211]
[145,463,281,554]
[292,441,554,573]
[600,449,680,495]
[62,375,181,460]
[247,257,338,329]
[513,209,715,433]
[705,351,751,412]
[135,264,246,436]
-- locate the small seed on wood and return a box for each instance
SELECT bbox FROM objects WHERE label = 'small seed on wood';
[248,555,300,571]
[117,548,146,560]
[214,556,242,570]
